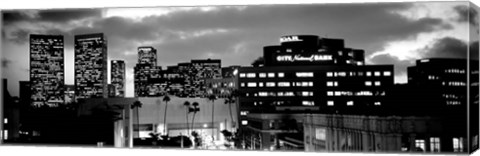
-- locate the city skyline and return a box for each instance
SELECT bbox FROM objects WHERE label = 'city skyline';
[2,2,479,97]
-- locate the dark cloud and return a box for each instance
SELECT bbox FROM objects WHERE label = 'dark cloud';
[2,58,12,68]
[453,5,479,26]
[369,54,414,79]
[421,37,468,59]
[2,9,102,25]
[8,29,30,44]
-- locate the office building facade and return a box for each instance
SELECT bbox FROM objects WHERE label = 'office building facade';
[111,60,126,97]
[29,34,65,107]
[74,33,108,99]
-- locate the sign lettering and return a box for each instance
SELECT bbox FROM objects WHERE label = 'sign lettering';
[276,54,333,62]
[280,36,302,43]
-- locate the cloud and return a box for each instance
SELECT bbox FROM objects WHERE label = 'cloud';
[368,53,415,83]
[2,9,102,25]
[453,5,479,26]
[420,37,468,59]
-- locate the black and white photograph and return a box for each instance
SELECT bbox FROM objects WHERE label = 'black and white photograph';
[0,0,479,155]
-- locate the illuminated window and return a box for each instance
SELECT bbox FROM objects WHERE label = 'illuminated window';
[374,81,381,86]
[246,73,256,78]
[240,83,245,87]
[247,82,257,87]
[286,49,292,53]
[348,52,354,56]
[430,137,440,152]
[338,51,343,56]
[4,118,7,124]
[346,60,351,64]
[258,92,268,97]
[278,82,290,87]
[383,71,392,76]
[327,101,334,106]
[266,82,276,87]
[415,140,426,152]
[239,73,246,78]
[296,72,314,77]
[357,62,364,66]
[453,137,464,152]
[268,73,275,78]
[337,72,346,77]
[240,111,249,116]
[347,101,354,106]
[242,120,248,125]
[374,71,381,76]
[327,91,334,96]
[258,82,264,87]
[326,72,334,77]
[259,73,266,78]
[278,73,285,77]
[315,128,326,140]
[358,72,364,76]
[365,81,372,86]
[366,72,372,77]
[302,101,315,106]
[284,92,294,96]
[296,81,313,87]
[374,102,381,106]
[301,91,314,96]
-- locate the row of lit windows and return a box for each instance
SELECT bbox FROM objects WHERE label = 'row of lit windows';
[446,101,461,105]
[239,72,284,78]
[255,91,314,97]
[442,81,466,86]
[445,69,465,74]
[241,81,313,87]
[365,81,381,86]
[326,101,381,106]
[428,75,440,80]
[326,90,385,96]
[326,71,391,77]
[443,94,459,99]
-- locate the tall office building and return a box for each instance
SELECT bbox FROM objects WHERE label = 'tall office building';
[111,60,126,97]
[134,47,163,97]
[74,33,108,99]
[29,34,65,107]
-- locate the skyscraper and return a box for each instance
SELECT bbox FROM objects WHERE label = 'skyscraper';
[29,34,65,107]
[74,33,108,99]
[111,60,126,97]
[134,46,163,97]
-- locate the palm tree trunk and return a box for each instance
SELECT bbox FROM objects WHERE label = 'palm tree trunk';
[136,107,140,139]
[228,103,234,130]
[185,109,189,136]
[191,112,196,134]
[163,102,168,135]
[211,101,215,141]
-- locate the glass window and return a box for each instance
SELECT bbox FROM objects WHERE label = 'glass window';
[239,73,246,78]
[415,140,426,152]
[266,82,276,87]
[315,128,326,140]
[383,71,392,76]
[301,91,313,96]
[278,82,290,87]
[240,83,245,87]
[347,101,354,106]
[327,81,334,86]
[258,92,268,97]
[374,102,381,106]
[374,71,381,76]
[453,137,464,152]
[278,73,285,78]
[326,72,334,77]
[258,82,264,87]
[259,73,266,78]
[365,81,372,86]
[247,82,257,87]
[240,111,249,116]
[327,91,334,96]
[366,71,372,77]
[327,101,334,106]
[247,73,256,78]
[242,120,248,125]
[374,81,381,86]
[296,72,314,77]
[268,73,275,78]
[337,72,346,77]
[430,137,440,152]
[284,92,294,96]
[302,101,315,106]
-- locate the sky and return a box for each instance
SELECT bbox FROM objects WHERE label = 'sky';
[1,1,479,98]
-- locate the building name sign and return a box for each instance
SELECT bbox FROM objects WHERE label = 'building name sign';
[280,36,303,43]
[276,54,333,62]
[139,48,153,51]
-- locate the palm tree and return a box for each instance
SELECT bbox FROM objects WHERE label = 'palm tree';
[208,94,217,141]
[183,101,191,136]
[189,102,200,134]
[224,94,235,129]
[162,95,171,136]
[131,101,143,139]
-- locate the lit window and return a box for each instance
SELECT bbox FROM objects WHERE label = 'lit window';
[284,92,294,96]
[374,71,381,76]
[327,81,334,86]
[301,91,313,96]
[337,72,346,77]
[327,91,334,96]
[239,73,246,78]
[415,140,426,152]
[347,101,354,106]
[246,73,256,78]
[327,101,334,106]
[268,73,275,78]
[278,82,290,87]
[358,72,364,76]
[374,81,381,86]
[374,102,381,106]
[430,137,440,152]
[326,72,334,77]
[296,72,314,77]
[247,82,257,87]
[240,111,249,116]
[346,60,351,64]
[4,118,7,124]
[266,82,276,87]
[366,72,372,77]
[338,51,343,56]
[348,52,354,56]
[383,71,392,76]
[302,101,315,106]
[277,92,284,96]
[286,49,292,53]
[278,73,285,77]
[258,92,268,97]
[259,73,266,78]
[240,83,245,87]
[356,62,364,66]
[242,120,248,125]
[258,82,264,87]
[315,128,326,140]
[453,137,464,152]
[365,81,372,86]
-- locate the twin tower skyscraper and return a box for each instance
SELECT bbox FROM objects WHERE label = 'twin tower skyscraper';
[30,33,125,107]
